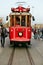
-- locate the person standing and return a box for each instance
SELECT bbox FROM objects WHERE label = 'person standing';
[41,28,43,39]
[1,25,7,47]
[34,28,38,39]
[37,28,40,39]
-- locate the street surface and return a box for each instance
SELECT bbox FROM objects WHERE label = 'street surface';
[0,36,43,65]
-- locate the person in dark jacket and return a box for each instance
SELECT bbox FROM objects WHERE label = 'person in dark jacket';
[42,28,43,36]
[41,28,43,39]
[1,25,7,47]
[33,28,38,39]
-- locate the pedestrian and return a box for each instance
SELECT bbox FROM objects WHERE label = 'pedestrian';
[1,25,7,47]
[34,28,38,39]
[37,28,40,39]
[41,28,43,39]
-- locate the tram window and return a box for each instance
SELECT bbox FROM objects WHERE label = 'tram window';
[27,15,31,27]
[21,16,25,26]
[16,16,20,25]
[21,20,25,26]
[12,15,14,18]
[27,22,29,27]
[10,15,14,26]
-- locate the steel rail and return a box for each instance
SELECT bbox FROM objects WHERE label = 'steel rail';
[26,47,35,65]
[7,48,15,65]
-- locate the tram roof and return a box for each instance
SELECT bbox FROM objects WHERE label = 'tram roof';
[10,12,31,16]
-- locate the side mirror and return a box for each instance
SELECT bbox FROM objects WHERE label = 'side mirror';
[6,16,8,21]
[32,16,35,21]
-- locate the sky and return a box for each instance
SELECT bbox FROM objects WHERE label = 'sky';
[0,0,43,25]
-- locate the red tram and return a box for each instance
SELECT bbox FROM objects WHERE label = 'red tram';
[8,4,34,45]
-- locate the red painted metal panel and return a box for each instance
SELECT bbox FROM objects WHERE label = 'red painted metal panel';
[9,27,15,40]
[15,27,26,38]
[9,27,32,41]
[11,6,30,12]
[27,27,32,39]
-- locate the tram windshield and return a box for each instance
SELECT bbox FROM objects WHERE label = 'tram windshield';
[10,14,31,27]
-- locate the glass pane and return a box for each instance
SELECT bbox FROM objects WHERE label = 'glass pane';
[15,16,20,26]
[21,16,26,26]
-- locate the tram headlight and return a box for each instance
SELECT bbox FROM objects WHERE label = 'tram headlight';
[18,32,23,37]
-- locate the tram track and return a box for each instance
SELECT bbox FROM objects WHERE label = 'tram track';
[26,47,35,65]
[7,48,15,65]
[7,46,35,65]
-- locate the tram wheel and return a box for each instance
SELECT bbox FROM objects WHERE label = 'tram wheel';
[10,41,12,45]
[27,41,32,48]
[28,41,31,45]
